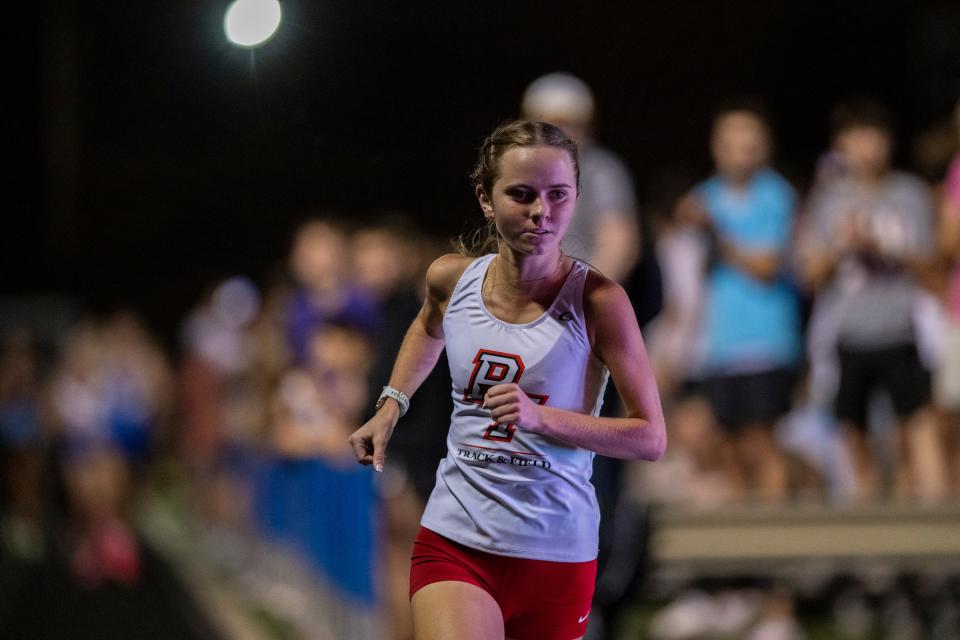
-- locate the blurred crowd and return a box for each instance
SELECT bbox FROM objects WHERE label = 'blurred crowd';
[0,217,452,638]
[640,96,960,509]
[2,73,960,639]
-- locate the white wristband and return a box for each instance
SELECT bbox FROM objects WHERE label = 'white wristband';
[376,386,410,417]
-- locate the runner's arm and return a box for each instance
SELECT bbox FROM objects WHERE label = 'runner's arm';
[484,272,666,461]
[348,254,471,468]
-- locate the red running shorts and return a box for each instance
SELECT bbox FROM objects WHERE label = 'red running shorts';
[409,526,597,640]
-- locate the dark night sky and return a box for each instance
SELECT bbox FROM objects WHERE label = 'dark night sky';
[7,0,960,338]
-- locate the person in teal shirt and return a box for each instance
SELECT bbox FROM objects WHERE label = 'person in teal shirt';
[676,102,801,502]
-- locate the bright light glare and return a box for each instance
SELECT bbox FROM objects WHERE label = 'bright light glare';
[224,0,282,48]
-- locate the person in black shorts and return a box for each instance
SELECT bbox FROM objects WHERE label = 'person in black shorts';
[701,369,794,439]
[800,100,944,501]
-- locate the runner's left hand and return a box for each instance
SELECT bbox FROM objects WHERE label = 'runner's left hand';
[483,384,544,432]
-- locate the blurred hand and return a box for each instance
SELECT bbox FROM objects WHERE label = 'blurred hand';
[348,402,400,472]
[836,214,878,254]
[483,384,544,433]
[674,192,711,229]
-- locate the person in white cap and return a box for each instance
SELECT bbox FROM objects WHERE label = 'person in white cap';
[524,74,648,639]
[522,72,641,284]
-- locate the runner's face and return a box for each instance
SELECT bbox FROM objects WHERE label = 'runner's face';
[478,145,577,256]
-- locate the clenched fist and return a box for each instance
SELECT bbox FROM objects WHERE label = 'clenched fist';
[482,383,545,433]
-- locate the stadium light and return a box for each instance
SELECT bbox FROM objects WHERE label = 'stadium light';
[224,0,282,48]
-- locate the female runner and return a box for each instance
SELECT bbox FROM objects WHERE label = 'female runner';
[349,120,665,640]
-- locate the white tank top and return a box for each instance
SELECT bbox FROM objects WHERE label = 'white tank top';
[420,253,609,562]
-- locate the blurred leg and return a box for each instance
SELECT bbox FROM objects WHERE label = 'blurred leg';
[842,423,879,502]
[715,436,745,502]
[755,427,788,504]
[411,581,504,640]
[892,419,913,501]
[736,424,787,503]
[881,344,941,501]
[700,378,749,502]
[904,406,947,503]
[948,411,960,498]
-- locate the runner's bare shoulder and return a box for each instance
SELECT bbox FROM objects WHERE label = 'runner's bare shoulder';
[582,267,634,350]
[425,253,476,309]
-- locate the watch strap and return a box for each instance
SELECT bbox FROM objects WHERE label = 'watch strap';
[377,386,409,417]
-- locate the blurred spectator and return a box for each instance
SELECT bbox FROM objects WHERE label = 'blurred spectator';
[773,377,852,502]
[271,323,370,463]
[644,171,707,396]
[48,313,173,587]
[0,334,47,562]
[634,396,736,509]
[0,334,45,452]
[795,149,854,503]
[798,99,945,502]
[522,72,640,283]
[937,100,960,497]
[677,102,801,503]
[249,279,298,434]
[637,173,728,506]
[912,115,959,185]
[179,276,269,533]
[99,311,174,472]
[258,323,381,630]
[285,217,379,363]
[179,276,267,461]
[352,215,422,305]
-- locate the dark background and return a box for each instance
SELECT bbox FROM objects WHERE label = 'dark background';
[7,0,960,341]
